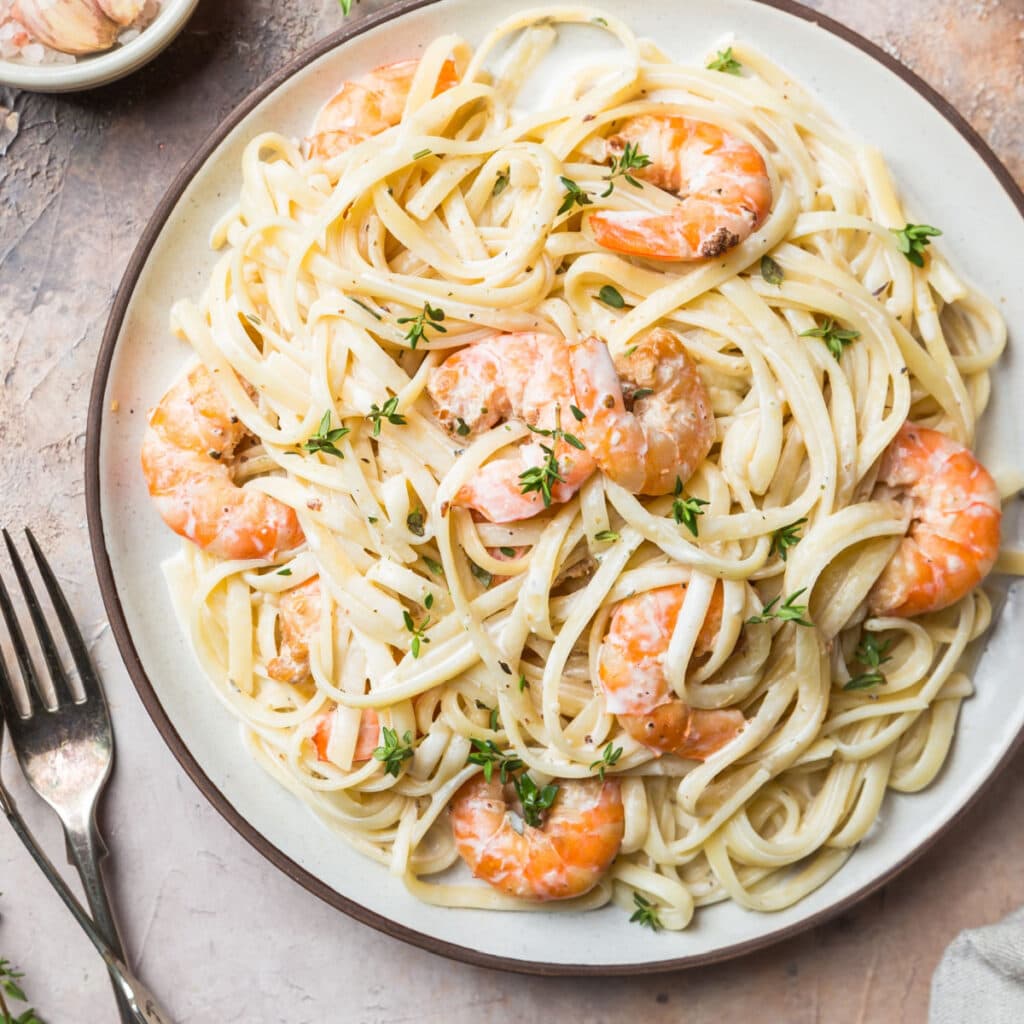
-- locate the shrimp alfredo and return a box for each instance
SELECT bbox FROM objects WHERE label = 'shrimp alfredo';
[143,8,1010,929]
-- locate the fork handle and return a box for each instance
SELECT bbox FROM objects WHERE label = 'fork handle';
[64,814,136,1024]
[0,789,172,1022]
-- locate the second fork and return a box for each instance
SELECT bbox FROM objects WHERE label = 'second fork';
[0,528,134,1023]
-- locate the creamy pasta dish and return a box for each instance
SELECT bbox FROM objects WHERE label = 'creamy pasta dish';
[140,7,1009,930]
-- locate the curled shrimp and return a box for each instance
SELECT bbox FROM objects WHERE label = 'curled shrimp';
[311,706,381,766]
[597,585,745,759]
[867,424,1001,618]
[451,774,624,900]
[588,115,772,261]
[308,58,459,160]
[267,577,321,683]
[570,329,716,495]
[141,365,304,561]
[267,578,380,764]
[427,332,596,522]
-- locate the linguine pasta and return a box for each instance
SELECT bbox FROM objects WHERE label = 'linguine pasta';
[155,7,1009,928]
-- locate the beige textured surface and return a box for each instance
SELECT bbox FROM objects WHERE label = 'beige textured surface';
[0,1,1021,1021]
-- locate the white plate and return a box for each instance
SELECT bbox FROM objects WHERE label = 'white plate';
[86,0,1024,973]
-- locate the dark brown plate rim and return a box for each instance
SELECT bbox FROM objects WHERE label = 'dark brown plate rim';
[85,0,1024,977]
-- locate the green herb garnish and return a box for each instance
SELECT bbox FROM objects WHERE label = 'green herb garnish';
[469,561,494,588]
[518,673,529,692]
[800,318,861,361]
[492,170,510,197]
[403,609,432,658]
[513,773,559,828]
[770,518,807,562]
[412,147,432,160]
[589,741,623,780]
[499,546,517,558]
[276,567,292,576]
[844,634,894,691]
[302,410,350,459]
[570,404,586,422]
[368,395,406,437]
[601,141,651,196]
[475,700,501,732]
[891,223,941,267]
[761,254,784,285]
[406,509,425,537]
[455,417,471,436]
[746,588,813,627]
[350,296,382,320]
[467,738,523,783]
[707,47,742,75]
[557,176,593,216]
[630,893,662,931]
[597,284,626,309]
[423,555,444,576]
[594,529,619,543]
[518,443,563,507]
[397,301,446,350]
[372,727,415,777]
[672,477,708,537]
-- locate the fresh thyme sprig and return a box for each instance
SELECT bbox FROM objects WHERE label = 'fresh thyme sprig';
[589,741,623,780]
[403,599,433,658]
[367,395,406,437]
[513,773,559,828]
[557,176,593,216]
[672,477,709,537]
[630,893,663,931]
[601,141,651,197]
[302,410,350,459]
[707,47,742,75]
[891,223,942,267]
[467,738,523,783]
[770,518,808,562]
[519,444,564,506]
[0,959,47,1024]
[746,588,813,627]
[844,634,894,691]
[397,301,446,350]
[800,318,861,361]
[372,727,415,777]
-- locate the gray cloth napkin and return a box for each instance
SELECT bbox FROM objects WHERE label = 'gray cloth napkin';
[930,907,1024,1023]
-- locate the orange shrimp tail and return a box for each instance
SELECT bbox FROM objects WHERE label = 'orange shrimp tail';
[867,424,1001,618]
[621,704,745,760]
[451,775,624,901]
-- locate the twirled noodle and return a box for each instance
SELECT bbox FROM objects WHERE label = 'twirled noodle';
[153,7,1012,928]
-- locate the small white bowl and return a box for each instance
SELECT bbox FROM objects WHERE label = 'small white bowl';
[0,0,199,93]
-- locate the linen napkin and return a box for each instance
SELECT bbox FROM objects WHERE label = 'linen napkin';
[930,906,1024,1023]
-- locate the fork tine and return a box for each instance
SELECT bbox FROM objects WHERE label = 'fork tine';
[0,560,42,718]
[24,529,102,708]
[2,529,75,709]
[0,597,28,725]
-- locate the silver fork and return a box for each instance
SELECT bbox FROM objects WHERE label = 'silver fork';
[0,528,147,1023]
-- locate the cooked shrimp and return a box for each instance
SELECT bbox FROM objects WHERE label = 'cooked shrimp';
[309,58,459,159]
[312,706,381,766]
[427,332,596,522]
[451,774,624,901]
[588,115,772,261]
[267,577,322,683]
[867,424,1001,618]
[597,585,745,759]
[141,365,304,562]
[570,329,715,495]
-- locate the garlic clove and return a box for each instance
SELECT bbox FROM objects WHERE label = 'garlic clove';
[93,0,147,27]
[12,0,119,55]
